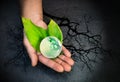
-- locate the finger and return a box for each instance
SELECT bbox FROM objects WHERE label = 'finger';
[54,58,71,72]
[59,55,74,66]
[62,46,71,57]
[38,55,64,72]
[29,52,38,67]
[23,36,38,66]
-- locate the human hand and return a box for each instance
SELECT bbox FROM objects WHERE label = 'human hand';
[23,19,74,72]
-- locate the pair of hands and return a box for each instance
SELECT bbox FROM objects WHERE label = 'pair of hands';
[23,19,74,72]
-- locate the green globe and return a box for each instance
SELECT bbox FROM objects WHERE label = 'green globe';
[40,36,62,58]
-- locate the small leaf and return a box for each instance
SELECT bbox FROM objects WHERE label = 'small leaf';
[48,19,63,43]
[22,17,47,52]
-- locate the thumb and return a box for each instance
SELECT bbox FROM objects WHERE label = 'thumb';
[29,52,38,67]
[23,35,38,66]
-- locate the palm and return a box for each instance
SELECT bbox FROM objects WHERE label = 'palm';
[23,20,74,72]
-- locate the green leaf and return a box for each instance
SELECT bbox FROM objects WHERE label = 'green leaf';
[48,19,63,43]
[22,17,47,52]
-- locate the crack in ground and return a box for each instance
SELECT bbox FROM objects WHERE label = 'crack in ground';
[44,12,112,71]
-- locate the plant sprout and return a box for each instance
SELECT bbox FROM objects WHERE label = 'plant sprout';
[22,17,63,58]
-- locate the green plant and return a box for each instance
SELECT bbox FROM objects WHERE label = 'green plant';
[22,17,63,52]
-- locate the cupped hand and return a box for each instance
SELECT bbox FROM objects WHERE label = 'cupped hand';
[23,19,74,72]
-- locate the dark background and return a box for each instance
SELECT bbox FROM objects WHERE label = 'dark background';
[0,0,120,82]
